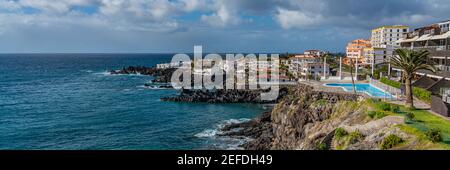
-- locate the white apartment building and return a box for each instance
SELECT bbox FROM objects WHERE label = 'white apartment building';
[371,25,409,48]
[304,50,327,57]
[363,25,410,73]
[439,20,450,33]
[298,62,329,77]
[289,54,328,78]
[363,47,386,65]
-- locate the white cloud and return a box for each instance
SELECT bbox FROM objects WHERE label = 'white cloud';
[201,0,240,27]
[0,0,21,11]
[275,8,324,29]
[18,0,96,13]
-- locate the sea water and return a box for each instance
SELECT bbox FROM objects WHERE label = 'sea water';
[0,54,266,150]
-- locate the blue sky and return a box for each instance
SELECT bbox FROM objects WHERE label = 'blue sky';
[0,0,449,53]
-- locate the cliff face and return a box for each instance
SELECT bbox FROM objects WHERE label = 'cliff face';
[268,85,362,150]
[223,84,419,150]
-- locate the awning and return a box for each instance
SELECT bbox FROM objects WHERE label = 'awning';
[416,34,432,41]
[430,31,450,40]
[396,36,419,43]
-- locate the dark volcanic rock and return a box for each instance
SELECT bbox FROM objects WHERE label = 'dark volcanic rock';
[219,112,273,150]
[110,66,176,83]
[219,84,359,150]
[161,87,289,104]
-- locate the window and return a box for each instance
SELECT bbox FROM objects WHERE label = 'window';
[403,29,407,32]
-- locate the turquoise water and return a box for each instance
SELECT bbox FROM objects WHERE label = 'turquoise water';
[0,54,266,150]
[325,83,393,98]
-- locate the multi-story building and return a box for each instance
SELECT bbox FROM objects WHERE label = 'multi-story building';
[363,47,386,65]
[289,54,328,78]
[298,62,329,78]
[345,39,371,65]
[304,50,327,57]
[439,20,450,33]
[442,88,450,104]
[371,25,409,48]
[396,20,450,80]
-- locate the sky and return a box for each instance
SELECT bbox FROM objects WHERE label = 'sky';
[0,0,449,53]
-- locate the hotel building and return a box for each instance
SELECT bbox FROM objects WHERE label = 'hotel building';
[364,26,410,67]
[345,39,371,65]
[371,25,410,48]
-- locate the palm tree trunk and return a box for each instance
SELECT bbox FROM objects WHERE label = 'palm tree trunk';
[405,75,414,108]
[349,59,357,94]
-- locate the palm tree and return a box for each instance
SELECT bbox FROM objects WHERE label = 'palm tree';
[349,58,357,94]
[390,49,435,108]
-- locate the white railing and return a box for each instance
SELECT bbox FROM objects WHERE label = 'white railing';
[437,65,450,72]
[369,78,402,100]
[442,88,450,103]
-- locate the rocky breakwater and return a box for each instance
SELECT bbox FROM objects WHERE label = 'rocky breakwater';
[161,87,289,104]
[110,66,175,83]
[220,84,361,150]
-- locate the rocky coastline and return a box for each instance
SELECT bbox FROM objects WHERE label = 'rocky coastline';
[110,66,175,84]
[162,88,289,103]
[220,84,361,150]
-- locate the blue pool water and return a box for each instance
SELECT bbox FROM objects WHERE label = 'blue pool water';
[325,83,393,98]
[0,54,267,150]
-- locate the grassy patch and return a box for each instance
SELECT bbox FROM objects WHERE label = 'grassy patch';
[335,99,449,149]
[368,111,387,119]
[397,125,450,150]
[368,100,450,148]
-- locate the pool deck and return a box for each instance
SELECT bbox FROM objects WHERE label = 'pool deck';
[300,79,371,91]
[299,80,449,120]
[298,80,372,97]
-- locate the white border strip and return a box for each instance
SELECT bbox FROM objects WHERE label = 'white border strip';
[324,83,394,98]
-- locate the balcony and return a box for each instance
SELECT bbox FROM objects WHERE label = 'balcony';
[442,88,450,103]
[400,45,448,50]
[399,46,450,58]
[437,65,450,72]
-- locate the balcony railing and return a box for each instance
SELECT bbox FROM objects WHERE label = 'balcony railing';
[442,88,450,103]
[400,46,448,50]
[437,65,450,72]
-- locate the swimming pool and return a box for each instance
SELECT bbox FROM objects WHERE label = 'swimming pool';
[325,83,394,98]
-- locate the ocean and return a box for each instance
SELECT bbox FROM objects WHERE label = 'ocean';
[0,54,267,150]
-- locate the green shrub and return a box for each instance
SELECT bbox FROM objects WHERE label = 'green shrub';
[379,77,431,103]
[368,111,376,118]
[348,130,364,144]
[368,111,386,119]
[380,134,404,150]
[369,98,381,104]
[317,143,327,150]
[405,112,416,122]
[335,128,348,139]
[380,77,402,88]
[426,128,443,143]
[379,103,391,111]
[392,106,401,113]
[315,99,328,106]
[413,87,432,104]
